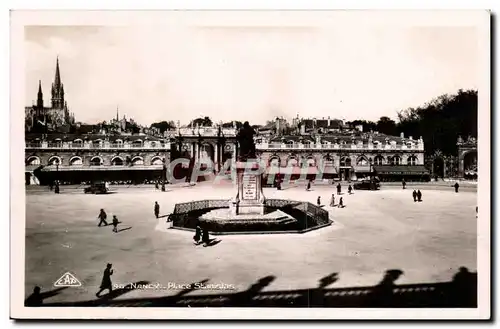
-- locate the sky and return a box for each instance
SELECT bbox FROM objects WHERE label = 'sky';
[24,19,479,126]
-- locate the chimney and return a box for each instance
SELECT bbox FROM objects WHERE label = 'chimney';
[409,136,413,140]
[327,116,330,126]
[400,132,404,138]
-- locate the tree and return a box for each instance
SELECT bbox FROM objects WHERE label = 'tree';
[150,121,175,133]
[396,89,477,156]
[222,121,242,129]
[376,116,397,136]
[190,116,213,127]
[346,120,377,132]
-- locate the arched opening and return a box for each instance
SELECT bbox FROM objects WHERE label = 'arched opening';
[269,157,281,167]
[340,157,351,167]
[131,156,144,166]
[90,156,103,166]
[115,139,123,148]
[433,157,444,178]
[463,151,477,179]
[53,138,62,147]
[356,156,369,166]
[408,156,418,166]
[285,140,294,148]
[26,156,40,166]
[111,157,124,166]
[73,139,83,148]
[374,155,384,165]
[287,157,299,167]
[390,156,402,166]
[48,156,61,166]
[69,156,83,166]
[306,157,316,167]
[199,143,215,165]
[151,157,163,165]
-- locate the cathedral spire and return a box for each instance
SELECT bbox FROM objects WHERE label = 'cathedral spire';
[54,56,61,88]
[36,80,43,108]
[116,106,119,122]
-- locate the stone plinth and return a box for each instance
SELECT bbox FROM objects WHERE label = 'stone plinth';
[230,160,266,216]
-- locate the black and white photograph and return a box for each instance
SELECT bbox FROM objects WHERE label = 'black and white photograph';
[10,10,490,320]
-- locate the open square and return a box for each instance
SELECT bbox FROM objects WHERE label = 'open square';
[25,183,477,305]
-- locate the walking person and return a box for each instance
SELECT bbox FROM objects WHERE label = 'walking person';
[96,263,114,297]
[54,181,60,194]
[193,225,202,245]
[338,197,344,208]
[112,215,119,233]
[454,182,460,193]
[306,180,311,191]
[330,193,335,207]
[154,201,160,219]
[337,183,342,195]
[402,179,407,190]
[155,181,159,190]
[417,190,422,202]
[97,209,108,227]
[412,190,417,202]
[317,196,321,206]
[348,184,353,195]
[202,228,210,247]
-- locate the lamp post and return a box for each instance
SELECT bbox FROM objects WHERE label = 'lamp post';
[55,158,60,193]
[161,158,166,192]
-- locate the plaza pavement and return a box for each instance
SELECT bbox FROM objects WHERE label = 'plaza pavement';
[24,182,477,304]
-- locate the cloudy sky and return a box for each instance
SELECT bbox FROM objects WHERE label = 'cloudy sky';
[24,16,479,126]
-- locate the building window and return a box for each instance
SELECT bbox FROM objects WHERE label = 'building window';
[151,157,163,165]
[48,157,61,166]
[357,157,369,166]
[269,157,280,167]
[69,157,83,166]
[391,156,402,165]
[306,158,316,167]
[408,156,418,165]
[111,157,124,166]
[132,157,144,166]
[374,156,384,165]
[90,157,103,166]
[26,157,40,165]
[340,157,351,167]
[288,158,298,167]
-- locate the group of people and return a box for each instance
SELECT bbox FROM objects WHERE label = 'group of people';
[193,224,212,247]
[97,209,120,233]
[412,190,423,202]
[48,181,60,194]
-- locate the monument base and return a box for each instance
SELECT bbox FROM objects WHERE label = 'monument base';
[232,160,266,216]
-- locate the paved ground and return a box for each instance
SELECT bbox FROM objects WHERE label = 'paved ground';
[24,182,477,304]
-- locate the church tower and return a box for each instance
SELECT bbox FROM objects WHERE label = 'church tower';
[36,80,43,111]
[51,57,65,110]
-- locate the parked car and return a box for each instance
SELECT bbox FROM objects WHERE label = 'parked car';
[84,182,109,194]
[353,178,380,190]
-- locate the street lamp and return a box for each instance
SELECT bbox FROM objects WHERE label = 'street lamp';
[55,158,60,193]
[161,158,166,192]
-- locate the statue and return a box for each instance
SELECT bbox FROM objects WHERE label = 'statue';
[236,121,256,161]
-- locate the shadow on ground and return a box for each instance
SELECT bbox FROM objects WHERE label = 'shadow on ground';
[30,267,477,308]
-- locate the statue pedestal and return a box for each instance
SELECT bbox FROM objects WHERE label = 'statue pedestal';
[230,160,266,216]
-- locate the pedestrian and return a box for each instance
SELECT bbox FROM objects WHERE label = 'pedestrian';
[337,183,342,195]
[97,209,108,227]
[412,190,417,202]
[193,225,202,244]
[49,181,53,191]
[112,215,119,233]
[54,181,60,194]
[454,182,460,193]
[154,201,160,219]
[417,190,422,202]
[25,286,42,306]
[402,179,406,190]
[338,197,344,208]
[306,180,311,191]
[317,196,321,206]
[476,206,478,218]
[155,181,159,190]
[202,228,210,246]
[348,184,353,195]
[96,263,113,297]
[330,193,335,207]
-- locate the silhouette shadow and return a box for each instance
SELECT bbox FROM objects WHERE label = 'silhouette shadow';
[40,267,477,308]
[97,280,150,301]
[158,214,170,219]
[117,226,132,233]
[25,286,68,306]
[203,239,222,247]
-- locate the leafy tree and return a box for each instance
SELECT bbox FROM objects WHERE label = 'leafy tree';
[376,116,397,136]
[190,116,213,127]
[150,121,175,133]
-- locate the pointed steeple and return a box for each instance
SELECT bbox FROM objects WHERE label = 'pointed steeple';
[36,80,43,108]
[116,106,119,122]
[54,56,61,88]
